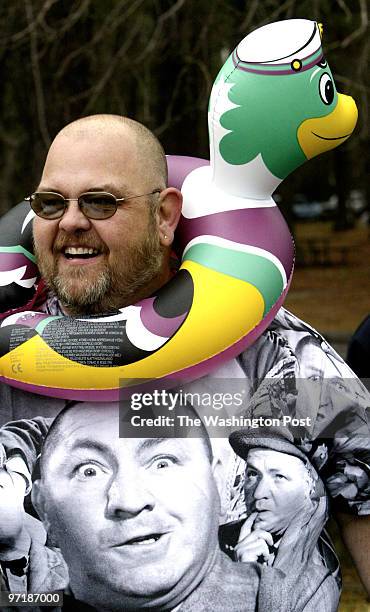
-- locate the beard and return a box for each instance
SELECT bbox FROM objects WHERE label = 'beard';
[35,216,165,315]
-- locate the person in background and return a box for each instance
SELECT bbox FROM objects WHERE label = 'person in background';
[347,315,370,379]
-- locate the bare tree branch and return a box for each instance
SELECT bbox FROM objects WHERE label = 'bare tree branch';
[239,0,260,33]
[340,0,368,48]
[286,0,297,19]
[155,58,211,137]
[134,0,187,64]
[24,0,51,148]
[56,0,146,79]
[335,75,370,94]
[5,0,59,44]
[0,126,24,148]
[257,0,297,28]
[336,0,353,21]
[81,20,143,114]
[39,0,92,39]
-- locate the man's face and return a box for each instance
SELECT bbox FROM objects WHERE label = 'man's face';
[33,126,166,314]
[37,404,220,610]
[244,449,312,535]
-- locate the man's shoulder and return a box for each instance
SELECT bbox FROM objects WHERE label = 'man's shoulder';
[28,540,69,594]
[232,307,305,381]
[215,548,261,586]
[242,306,329,348]
[179,551,261,612]
[269,307,316,334]
[180,551,339,612]
[237,306,359,379]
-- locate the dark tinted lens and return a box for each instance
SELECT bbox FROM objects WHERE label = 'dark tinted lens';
[79,193,117,219]
[32,193,65,219]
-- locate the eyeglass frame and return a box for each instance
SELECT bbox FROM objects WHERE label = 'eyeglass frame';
[25,189,162,220]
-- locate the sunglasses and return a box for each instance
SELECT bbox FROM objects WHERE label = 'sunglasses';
[26,189,161,220]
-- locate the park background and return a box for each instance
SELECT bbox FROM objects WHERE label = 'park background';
[0,1,369,609]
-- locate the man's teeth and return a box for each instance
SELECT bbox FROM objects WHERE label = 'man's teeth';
[64,247,99,256]
[128,535,160,545]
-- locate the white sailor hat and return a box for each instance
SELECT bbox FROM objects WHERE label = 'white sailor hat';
[234,19,323,75]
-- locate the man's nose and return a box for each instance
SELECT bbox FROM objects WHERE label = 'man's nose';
[253,476,271,499]
[58,200,91,233]
[106,468,155,519]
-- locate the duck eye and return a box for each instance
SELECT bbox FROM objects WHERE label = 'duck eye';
[319,73,334,105]
[317,58,327,68]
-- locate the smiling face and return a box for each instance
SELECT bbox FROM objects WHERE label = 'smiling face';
[244,449,313,535]
[34,403,220,610]
[33,119,171,314]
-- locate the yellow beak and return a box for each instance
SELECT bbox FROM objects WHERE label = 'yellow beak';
[297,93,358,160]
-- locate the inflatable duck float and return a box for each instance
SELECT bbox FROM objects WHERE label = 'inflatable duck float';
[0,19,358,400]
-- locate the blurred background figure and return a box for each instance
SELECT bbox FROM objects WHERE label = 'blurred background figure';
[347,315,370,379]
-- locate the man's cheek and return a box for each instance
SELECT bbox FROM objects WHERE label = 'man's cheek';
[33,223,49,251]
[244,488,255,508]
[52,492,101,531]
[47,504,87,550]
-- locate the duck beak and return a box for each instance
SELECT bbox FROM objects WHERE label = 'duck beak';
[297,93,358,159]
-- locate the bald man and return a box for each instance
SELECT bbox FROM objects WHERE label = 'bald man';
[31,115,182,315]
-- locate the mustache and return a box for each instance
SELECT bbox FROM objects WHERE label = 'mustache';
[52,233,108,253]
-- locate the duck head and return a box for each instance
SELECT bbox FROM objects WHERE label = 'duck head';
[208,19,358,201]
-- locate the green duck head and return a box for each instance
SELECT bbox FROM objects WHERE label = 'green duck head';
[208,19,358,200]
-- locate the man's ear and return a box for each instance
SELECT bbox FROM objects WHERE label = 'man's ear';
[157,187,182,246]
[31,480,51,533]
[212,457,228,523]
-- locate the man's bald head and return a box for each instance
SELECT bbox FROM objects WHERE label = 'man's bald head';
[33,113,182,314]
[52,114,168,191]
